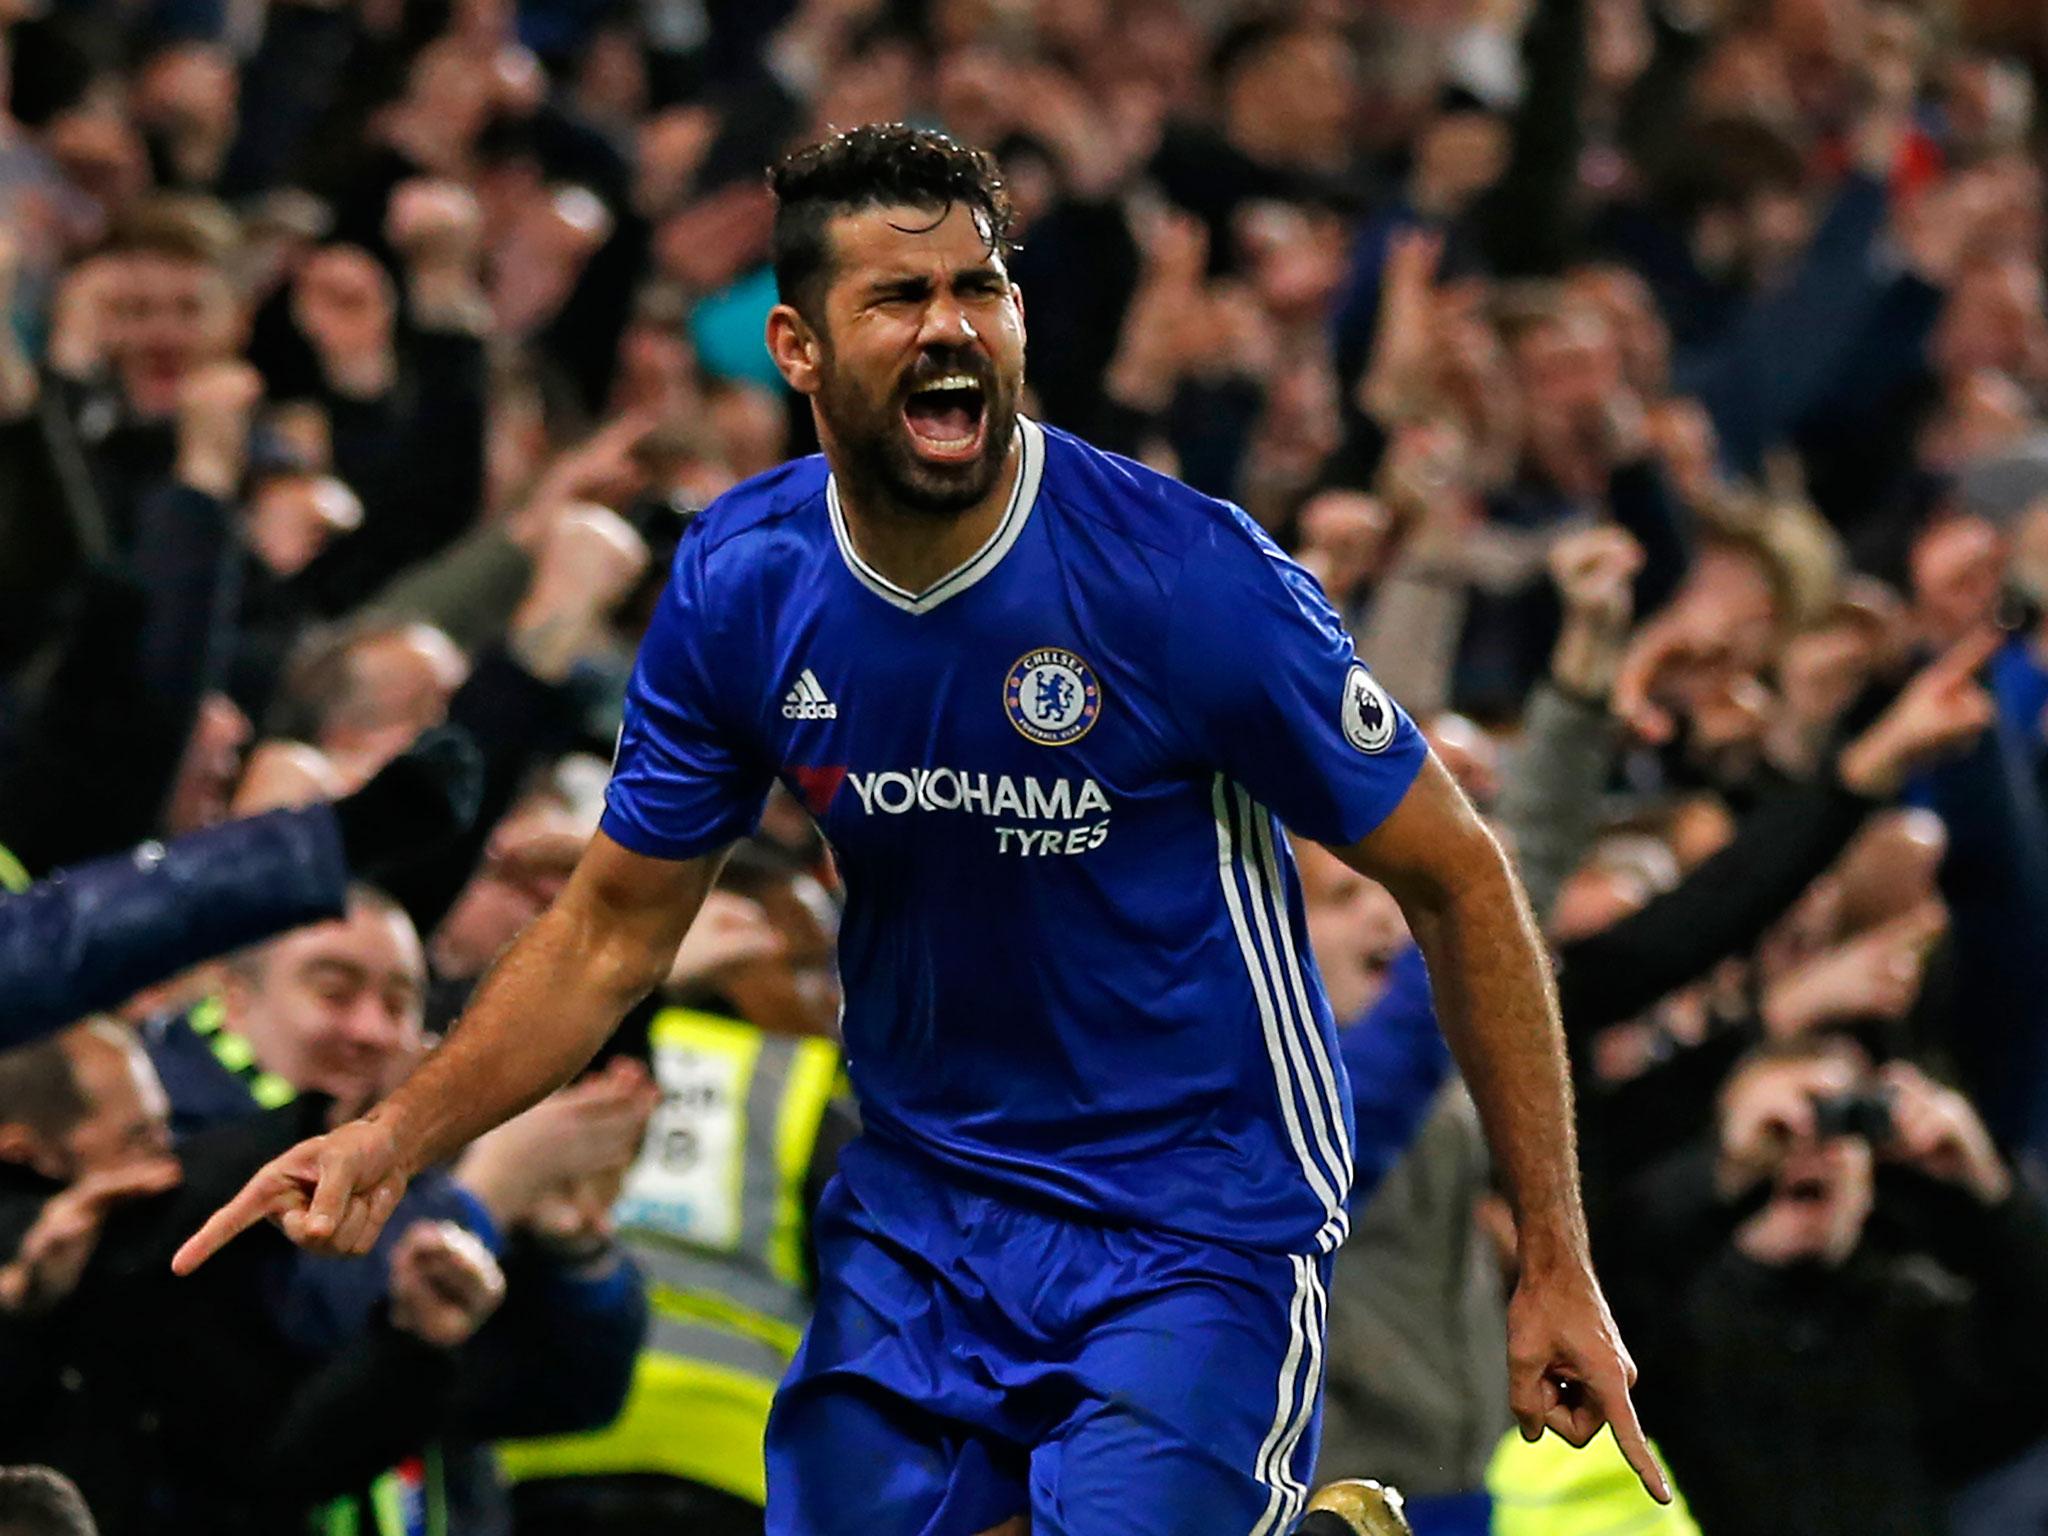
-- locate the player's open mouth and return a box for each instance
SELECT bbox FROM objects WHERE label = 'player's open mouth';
[903,373,987,464]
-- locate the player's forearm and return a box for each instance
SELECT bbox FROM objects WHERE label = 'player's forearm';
[373,900,668,1173]
[1398,836,1589,1268]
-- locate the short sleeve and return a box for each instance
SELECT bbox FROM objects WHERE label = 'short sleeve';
[600,528,772,861]
[1166,511,1427,847]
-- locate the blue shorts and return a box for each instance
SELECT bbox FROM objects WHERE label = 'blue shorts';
[765,1139,1330,1536]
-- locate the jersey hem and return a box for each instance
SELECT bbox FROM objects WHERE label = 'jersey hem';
[1319,738,1429,848]
[598,806,740,864]
[849,1121,1344,1261]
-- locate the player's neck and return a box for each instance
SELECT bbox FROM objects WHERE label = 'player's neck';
[831,431,1022,595]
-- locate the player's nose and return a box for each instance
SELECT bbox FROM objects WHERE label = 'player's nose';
[917,294,980,350]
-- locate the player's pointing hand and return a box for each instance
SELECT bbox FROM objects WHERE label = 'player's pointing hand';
[172,1117,410,1275]
[1506,1257,1672,1505]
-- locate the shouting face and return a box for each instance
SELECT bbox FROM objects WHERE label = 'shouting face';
[772,200,1026,518]
[105,252,241,417]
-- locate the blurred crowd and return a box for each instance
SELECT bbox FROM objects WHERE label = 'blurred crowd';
[2,0,2048,1532]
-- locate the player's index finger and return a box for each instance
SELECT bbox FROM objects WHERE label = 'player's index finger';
[171,1180,278,1276]
[1598,1371,1671,1505]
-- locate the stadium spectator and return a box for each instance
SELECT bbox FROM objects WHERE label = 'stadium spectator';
[1325,521,2011,1533]
[500,843,857,1536]
[1600,1040,2048,1536]
[143,888,652,1532]
[0,1023,506,1535]
[1320,527,1638,1536]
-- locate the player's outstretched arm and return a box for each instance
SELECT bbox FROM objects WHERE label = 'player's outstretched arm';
[1330,755,1671,1505]
[173,832,722,1275]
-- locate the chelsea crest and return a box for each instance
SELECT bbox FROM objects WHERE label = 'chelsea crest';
[1005,648,1102,746]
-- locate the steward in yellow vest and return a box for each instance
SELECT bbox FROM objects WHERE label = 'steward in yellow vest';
[1485,1426,1698,1536]
[499,1005,855,1536]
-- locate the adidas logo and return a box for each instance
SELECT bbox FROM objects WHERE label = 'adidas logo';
[782,668,838,720]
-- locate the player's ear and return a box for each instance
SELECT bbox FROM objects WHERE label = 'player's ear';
[766,304,823,397]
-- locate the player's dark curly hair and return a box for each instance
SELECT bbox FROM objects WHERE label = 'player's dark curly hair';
[769,123,1014,324]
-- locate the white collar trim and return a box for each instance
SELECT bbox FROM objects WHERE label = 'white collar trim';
[827,416,1044,614]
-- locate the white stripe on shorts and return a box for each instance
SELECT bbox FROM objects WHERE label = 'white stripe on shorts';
[1248,1254,1325,1536]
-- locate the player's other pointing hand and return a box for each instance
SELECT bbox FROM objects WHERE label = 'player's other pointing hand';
[171,1115,409,1274]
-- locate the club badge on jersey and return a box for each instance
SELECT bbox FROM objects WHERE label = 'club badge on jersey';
[1005,647,1102,745]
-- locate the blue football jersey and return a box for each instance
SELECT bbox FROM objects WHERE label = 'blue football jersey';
[603,419,1427,1254]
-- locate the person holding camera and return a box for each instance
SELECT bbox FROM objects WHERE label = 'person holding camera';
[1597,1037,2048,1536]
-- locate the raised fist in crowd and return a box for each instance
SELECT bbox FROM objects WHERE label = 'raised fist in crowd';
[509,503,653,683]
[453,1058,659,1233]
[386,1219,506,1348]
[175,360,263,500]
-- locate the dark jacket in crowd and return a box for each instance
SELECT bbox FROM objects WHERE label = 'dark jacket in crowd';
[291,325,490,620]
[145,1005,648,1534]
[0,806,350,1051]
[0,472,244,874]
[1557,760,1877,1038]
[1606,1154,2048,1536]
[0,1099,470,1536]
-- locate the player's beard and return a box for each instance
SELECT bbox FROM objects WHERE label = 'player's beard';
[816,344,1020,520]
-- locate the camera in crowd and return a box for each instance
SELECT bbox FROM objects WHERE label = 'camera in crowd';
[1809,1088,1895,1146]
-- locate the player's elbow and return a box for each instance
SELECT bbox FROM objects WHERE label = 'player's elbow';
[1378,812,1517,923]
[588,915,681,1009]
[541,889,678,1012]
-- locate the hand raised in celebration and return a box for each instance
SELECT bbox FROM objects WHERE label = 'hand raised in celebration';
[172,1115,409,1275]
[1878,1060,2010,1204]
[1837,626,2002,798]
[386,1219,505,1347]
[1,1157,183,1312]
[1359,227,1443,424]
[454,1058,657,1227]
[1548,524,1644,698]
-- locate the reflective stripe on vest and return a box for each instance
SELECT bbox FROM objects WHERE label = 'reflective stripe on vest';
[314,1448,446,1536]
[497,1009,841,1505]
[188,995,300,1109]
[1485,1427,1699,1536]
